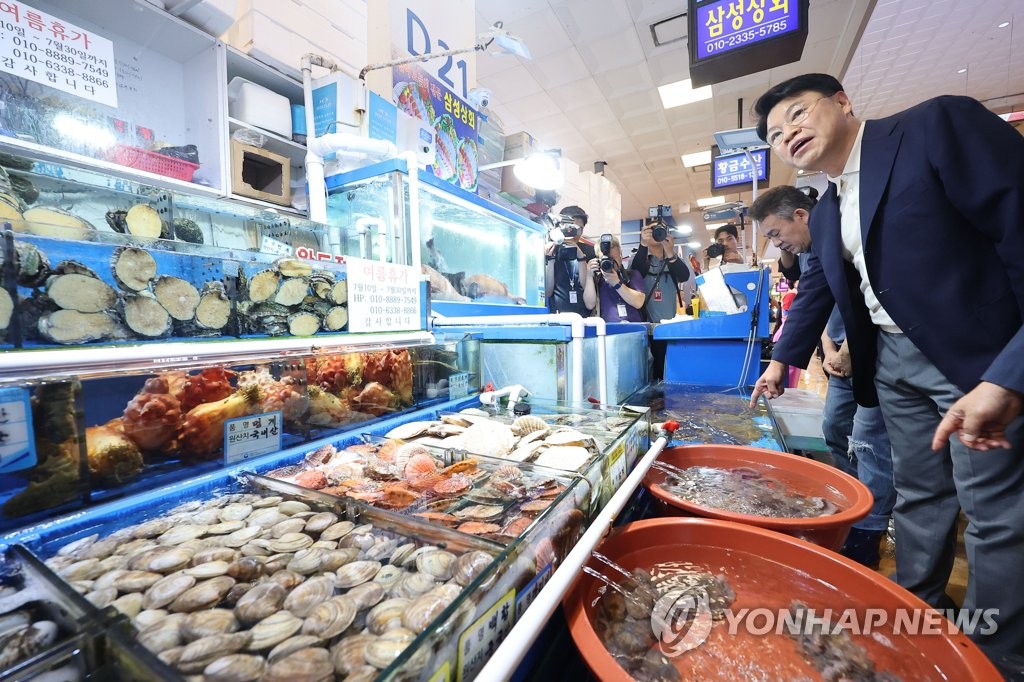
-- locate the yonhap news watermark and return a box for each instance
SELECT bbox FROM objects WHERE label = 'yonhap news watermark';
[651,587,998,657]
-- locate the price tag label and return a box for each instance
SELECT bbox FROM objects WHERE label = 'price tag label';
[606,442,627,491]
[457,588,515,681]
[260,236,293,256]
[625,422,641,468]
[448,372,469,399]
[0,1,117,107]
[345,256,421,333]
[223,411,282,465]
[515,562,552,621]
[0,387,35,473]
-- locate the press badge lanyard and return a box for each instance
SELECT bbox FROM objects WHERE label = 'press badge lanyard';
[565,258,579,304]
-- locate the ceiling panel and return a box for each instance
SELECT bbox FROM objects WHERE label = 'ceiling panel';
[525,46,591,89]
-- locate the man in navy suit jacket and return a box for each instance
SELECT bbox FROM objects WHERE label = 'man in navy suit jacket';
[748,73,1024,657]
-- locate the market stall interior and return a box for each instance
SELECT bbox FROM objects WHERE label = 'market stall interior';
[0,0,1022,680]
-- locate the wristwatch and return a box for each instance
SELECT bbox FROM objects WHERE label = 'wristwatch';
[612,281,623,290]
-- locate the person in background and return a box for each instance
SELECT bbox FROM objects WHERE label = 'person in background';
[583,235,646,322]
[748,73,1024,658]
[713,223,746,265]
[632,221,691,379]
[751,184,896,569]
[544,205,596,316]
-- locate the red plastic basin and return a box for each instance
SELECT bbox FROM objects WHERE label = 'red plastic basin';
[643,444,874,550]
[565,518,1001,681]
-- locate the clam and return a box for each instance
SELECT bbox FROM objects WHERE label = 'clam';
[191,547,240,566]
[415,550,456,581]
[168,575,235,613]
[58,558,103,582]
[177,631,252,674]
[366,598,411,635]
[277,500,311,516]
[286,548,324,575]
[184,560,230,579]
[93,569,129,592]
[206,520,245,535]
[247,611,303,651]
[133,609,169,630]
[138,620,184,654]
[262,647,332,682]
[268,635,322,663]
[320,521,355,542]
[157,646,184,667]
[389,543,416,567]
[224,582,253,608]
[239,541,271,558]
[226,556,266,582]
[267,570,305,590]
[371,564,403,591]
[330,633,375,675]
[455,550,495,587]
[402,587,459,633]
[191,508,224,525]
[203,653,266,682]
[85,587,118,608]
[114,570,164,593]
[270,518,307,538]
[335,560,381,589]
[269,532,314,554]
[302,595,357,639]
[182,609,238,640]
[57,534,98,557]
[310,540,338,550]
[345,581,386,610]
[111,592,144,618]
[283,575,335,618]
[303,511,338,534]
[157,524,208,546]
[219,503,253,522]
[252,495,283,508]
[234,582,286,626]
[80,537,119,561]
[96,554,130,573]
[364,538,400,562]
[222,526,262,548]
[130,547,193,573]
[142,572,197,610]
[338,530,376,552]
[246,508,287,528]
[345,665,382,682]
[390,571,435,600]
[319,548,358,572]
[364,627,416,669]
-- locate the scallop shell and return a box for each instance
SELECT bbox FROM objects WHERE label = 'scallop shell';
[143,572,197,610]
[533,445,592,471]
[247,611,303,651]
[544,429,595,447]
[234,582,286,626]
[182,609,239,641]
[456,422,516,458]
[302,595,358,639]
[385,420,436,440]
[366,598,411,635]
[168,575,235,613]
[334,560,382,589]
[203,653,266,682]
[511,415,548,436]
[283,575,335,618]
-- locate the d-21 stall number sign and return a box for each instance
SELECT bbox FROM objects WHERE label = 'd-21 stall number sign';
[0,1,117,107]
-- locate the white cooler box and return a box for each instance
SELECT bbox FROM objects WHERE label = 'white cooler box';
[228,77,292,138]
[770,388,825,439]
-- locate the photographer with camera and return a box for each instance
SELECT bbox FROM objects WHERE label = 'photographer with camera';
[582,234,645,322]
[707,223,746,265]
[544,205,596,316]
[632,206,692,379]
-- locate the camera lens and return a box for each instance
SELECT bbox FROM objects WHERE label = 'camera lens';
[706,243,725,259]
[651,225,667,242]
[600,257,615,273]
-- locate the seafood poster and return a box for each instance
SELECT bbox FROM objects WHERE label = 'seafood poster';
[0,1,118,107]
[393,62,480,192]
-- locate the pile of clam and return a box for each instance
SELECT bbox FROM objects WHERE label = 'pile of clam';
[43,492,496,681]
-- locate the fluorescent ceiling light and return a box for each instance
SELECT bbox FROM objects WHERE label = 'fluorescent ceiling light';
[513,152,564,190]
[685,240,701,248]
[998,21,1010,28]
[674,223,693,236]
[681,150,712,168]
[657,79,713,109]
[957,68,967,74]
[696,196,726,208]
[705,221,728,230]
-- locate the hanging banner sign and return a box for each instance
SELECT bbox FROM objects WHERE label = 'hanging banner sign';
[0,1,118,107]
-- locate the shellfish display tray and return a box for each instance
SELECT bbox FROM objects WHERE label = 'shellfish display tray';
[0,545,111,681]
[253,434,590,553]
[11,473,520,681]
[623,383,782,450]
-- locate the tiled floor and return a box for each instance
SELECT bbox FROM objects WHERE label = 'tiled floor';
[793,357,969,603]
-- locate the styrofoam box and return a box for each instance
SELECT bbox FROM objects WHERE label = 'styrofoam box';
[228,77,292,137]
[770,388,825,439]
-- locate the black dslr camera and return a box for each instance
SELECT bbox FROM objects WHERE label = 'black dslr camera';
[599,233,615,273]
[648,204,671,242]
[706,243,725,259]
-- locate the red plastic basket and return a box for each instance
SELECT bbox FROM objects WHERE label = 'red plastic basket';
[108,144,199,182]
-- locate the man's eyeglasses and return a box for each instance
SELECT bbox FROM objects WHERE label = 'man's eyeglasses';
[766,95,831,148]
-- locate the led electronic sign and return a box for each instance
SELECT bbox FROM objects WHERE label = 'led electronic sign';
[687,0,809,87]
[711,147,770,195]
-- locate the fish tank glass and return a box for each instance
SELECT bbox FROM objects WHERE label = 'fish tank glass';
[327,159,547,309]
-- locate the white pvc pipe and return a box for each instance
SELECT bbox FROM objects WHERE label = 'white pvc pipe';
[582,317,608,408]
[403,151,421,269]
[478,430,672,680]
[432,313,586,404]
